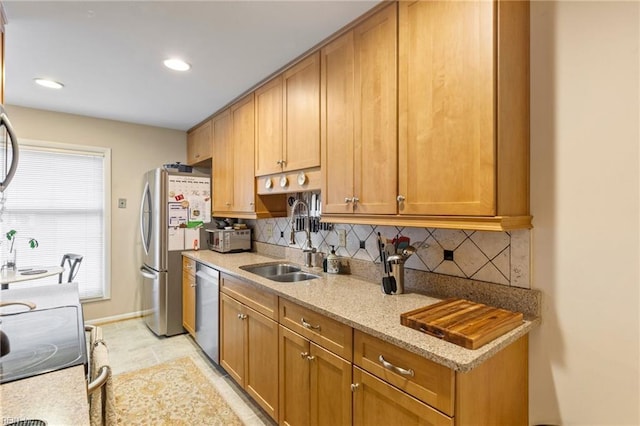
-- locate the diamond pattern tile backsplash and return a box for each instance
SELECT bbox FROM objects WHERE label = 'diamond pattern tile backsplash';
[250,218,531,289]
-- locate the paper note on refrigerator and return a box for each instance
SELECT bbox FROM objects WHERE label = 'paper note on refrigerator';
[168,226,185,251]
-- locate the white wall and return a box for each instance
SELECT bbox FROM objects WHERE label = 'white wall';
[529,2,639,425]
[6,105,186,321]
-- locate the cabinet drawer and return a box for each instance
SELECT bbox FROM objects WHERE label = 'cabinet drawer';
[182,256,195,274]
[353,330,454,416]
[279,298,352,361]
[221,273,278,320]
[353,367,453,426]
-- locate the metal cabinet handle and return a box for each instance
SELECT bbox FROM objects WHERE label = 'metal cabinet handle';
[352,197,359,204]
[344,197,353,203]
[397,195,406,203]
[350,383,360,392]
[301,317,321,331]
[378,355,414,377]
[237,313,247,320]
[306,355,315,361]
[226,202,231,206]
[300,351,309,358]
[277,160,282,165]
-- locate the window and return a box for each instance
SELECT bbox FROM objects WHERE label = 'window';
[1,139,111,300]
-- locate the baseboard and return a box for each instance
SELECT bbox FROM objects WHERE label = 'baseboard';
[86,311,142,326]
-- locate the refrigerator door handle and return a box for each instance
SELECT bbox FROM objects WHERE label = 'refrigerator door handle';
[139,265,157,280]
[0,105,20,192]
[140,181,152,255]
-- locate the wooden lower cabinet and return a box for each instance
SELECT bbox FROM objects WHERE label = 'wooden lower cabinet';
[220,293,279,421]
[279,325,351,426]
[353,367,452,426]
[181,257,196,336]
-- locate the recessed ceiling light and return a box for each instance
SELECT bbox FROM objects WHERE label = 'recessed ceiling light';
[163,58,191,72]
[34,78,64,89]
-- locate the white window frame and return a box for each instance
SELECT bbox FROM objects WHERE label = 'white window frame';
[6,138,112,301]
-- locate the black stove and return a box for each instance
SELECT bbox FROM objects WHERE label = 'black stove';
[0,284,88,384]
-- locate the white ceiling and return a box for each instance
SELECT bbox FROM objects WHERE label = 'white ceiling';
[3,1,379,131]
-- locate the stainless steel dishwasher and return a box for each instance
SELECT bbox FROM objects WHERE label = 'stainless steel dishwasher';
[195,262,220,363]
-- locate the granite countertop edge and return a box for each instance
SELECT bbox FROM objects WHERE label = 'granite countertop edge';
[184,250,539,372]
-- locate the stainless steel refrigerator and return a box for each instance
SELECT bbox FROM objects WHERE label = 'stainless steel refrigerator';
[139,168,211,336]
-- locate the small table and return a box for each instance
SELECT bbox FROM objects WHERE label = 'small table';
[0,266,64,290]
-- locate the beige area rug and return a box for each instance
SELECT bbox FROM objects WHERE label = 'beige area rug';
[113,356,243,426]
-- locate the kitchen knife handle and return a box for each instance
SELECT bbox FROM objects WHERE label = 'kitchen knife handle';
[301,317,321,331]
[378,355,415,377]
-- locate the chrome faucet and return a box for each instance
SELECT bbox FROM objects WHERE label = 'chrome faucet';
[289,199,316,267]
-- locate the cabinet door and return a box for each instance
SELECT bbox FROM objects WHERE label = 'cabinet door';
[398,0,495,216]
[284,52,320,172]
[279,326,311,426]
[212,109,234,212]
[181,269,196,336]
[353,367,453,426]
[231,94,256,212]
[245,306,279,421]
[255,76,284,176]
[321,4,397,215]
[186,119,212,165]
[220,293,245,387]
[321,30,355,214]
[352,3,397,215]
[310,343,352,426]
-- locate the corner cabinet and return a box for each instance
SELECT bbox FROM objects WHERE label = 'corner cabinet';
[186,119,212,166]
[212,95,287,219]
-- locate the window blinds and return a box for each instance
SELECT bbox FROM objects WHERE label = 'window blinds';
[2,142,109,299]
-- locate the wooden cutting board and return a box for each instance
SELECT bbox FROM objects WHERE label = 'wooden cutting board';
[400,298,523,349]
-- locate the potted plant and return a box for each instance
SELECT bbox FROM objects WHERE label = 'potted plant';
[3,229,38,271]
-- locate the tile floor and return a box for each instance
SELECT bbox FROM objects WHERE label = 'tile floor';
[100,318,276,426]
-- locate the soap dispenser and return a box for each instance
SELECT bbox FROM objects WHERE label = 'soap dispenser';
[327,245,340,274]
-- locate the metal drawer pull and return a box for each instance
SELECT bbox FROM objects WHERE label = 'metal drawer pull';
[237,313,247,320]
[350,383,360,392]
[300,351,309,358]
[378,355,415,377]
[301,317,321,331]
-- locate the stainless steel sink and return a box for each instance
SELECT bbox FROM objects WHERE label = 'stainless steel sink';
[239,263,319,282]
[267,272,320,282]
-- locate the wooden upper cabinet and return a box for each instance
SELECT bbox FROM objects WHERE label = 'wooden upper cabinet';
[255,52,320,177]
[255,76,284,176]
[213,95,286,218]
[212,109,234,213]
[283,52,320,173]
[213,95,287,219]
[186,119,213,165]
[322,3,397,215]
[213,96,254,214]
[398,0,530,218]
[231,94,256,213]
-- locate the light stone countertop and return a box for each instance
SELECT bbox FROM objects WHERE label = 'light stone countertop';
[184,250,539,372]
[0,365,90,425]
